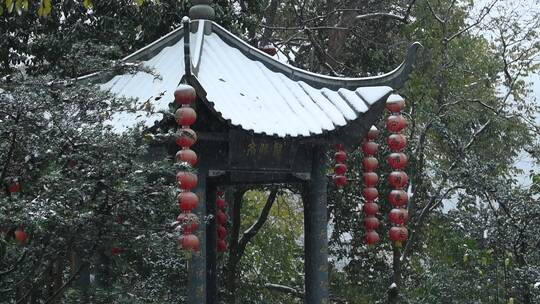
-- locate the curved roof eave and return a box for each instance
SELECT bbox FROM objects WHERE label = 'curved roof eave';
[209,21,422,91]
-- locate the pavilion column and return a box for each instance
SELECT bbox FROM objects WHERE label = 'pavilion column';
[206,183,217,304]
[304,145,329,304]
[188,166,207,304]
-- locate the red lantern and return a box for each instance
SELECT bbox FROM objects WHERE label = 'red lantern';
[364,230,380,245]
[178,192,199,212]
[334,151,347,163]
[387,153,408,170]
[334,163,347,175]
[217,210,228,225]
[367,127,380,140]
[363,172,378,187]
[260,46,277,56]
[176,172,198,190]
[386,115,407,133]
[8,179,21,194]
[175,149,198,166]
[217,190,225,197]
[361,141,378,156]
[388,190,408,207]
[174,84,197,105]
[335,144,344,150]
[14,228,27,244]
[217,239,228,252]
[388,171,409,189]
[362,187,378,201]
[333,175,347,187]
[216,198,226,209]
[111,247,125,255]
[389,208,409,225]
[176,213,199,234]
[363,216,380,230]
[363,202,379,216]
[175,107,197,126]
[179,234,200,251]
[217,225,227,239]
[362,157,379,172]
[389,226,408,242]
[386,100,405,113]
[176,128,197,148]
[387,134,407,151]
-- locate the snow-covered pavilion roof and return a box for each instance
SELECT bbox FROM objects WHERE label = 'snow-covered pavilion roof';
[100,20,419,137]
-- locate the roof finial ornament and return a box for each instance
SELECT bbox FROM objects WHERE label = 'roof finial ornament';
[189,0,215,20]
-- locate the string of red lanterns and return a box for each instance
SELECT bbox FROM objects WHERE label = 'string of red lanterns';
[386,99,409,245]
[362,127,381,245]
[216,190,228,253]
[333,144,348,187]
[174,84,200,252]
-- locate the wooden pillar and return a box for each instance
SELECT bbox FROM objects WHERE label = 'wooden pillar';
[206,183,217,303]
[189,167,207,304]
[304,145,329,304]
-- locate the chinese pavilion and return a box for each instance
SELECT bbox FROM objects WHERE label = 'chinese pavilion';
[98,1,420,303]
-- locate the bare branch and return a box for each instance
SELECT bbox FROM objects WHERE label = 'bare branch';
[237,187,279,258]
[447,0,500,42]
[264,283,303,298]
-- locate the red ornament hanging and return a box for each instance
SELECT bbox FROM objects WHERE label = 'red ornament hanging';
[363,172,379,187]
[176,172,198,190]
[389,226,408,242]
[333,145,347,187]
[217,239,228,252]
[386,115,407,133]
[178,192,199,212]
[362,126,380,245]
[334,163,347,175]
[333,175,347,187]
[216,198,226,209]
[386,96,409,245]
[361,141,379,156]
[388,190,409,207]
[387,134,407,151]
[173,84,201,252]
[363,202,379,216]
[364,230,380,245]
[334,150,347,163]
[362,187,379,201]
[215,190,229,252]
[363,216,380,230]
[176,128,198,148]
[176,213,200,234]
[14,227,27,244]
[175,107,197,126]
[217,225,227,239]
[388,171,409,189]
[387,153,408,170]
[174,84,197,105]
[367,126,380,140]
[388,208,409,225]
[179,234,200,251]
[217,210,228,225]
[386,100,405,113]
[175,149,198,166]
[362,157,379,172]
[8,178,21,194]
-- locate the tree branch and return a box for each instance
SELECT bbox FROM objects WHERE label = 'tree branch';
[237,187,278,258]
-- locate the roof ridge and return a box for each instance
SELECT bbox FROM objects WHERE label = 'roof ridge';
[209,21,422,90]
